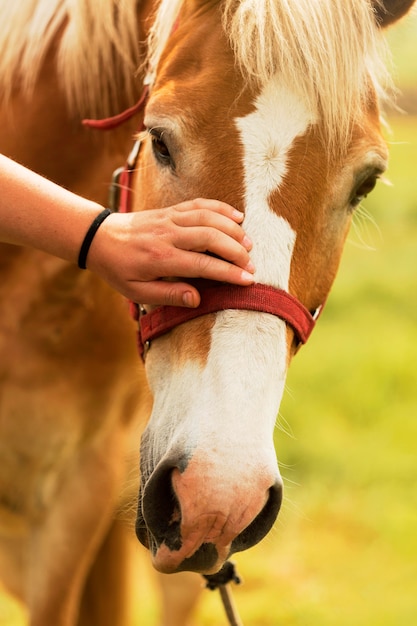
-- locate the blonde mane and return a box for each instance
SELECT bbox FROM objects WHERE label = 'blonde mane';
[148,0,392,148]
[0,0,142,118]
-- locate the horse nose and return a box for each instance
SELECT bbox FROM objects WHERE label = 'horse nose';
[230,479,282,553]
[135,455,282,574]
[136,459,184,556]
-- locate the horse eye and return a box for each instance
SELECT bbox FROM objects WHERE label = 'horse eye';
[149,130,173,167]
[350,174,379,208]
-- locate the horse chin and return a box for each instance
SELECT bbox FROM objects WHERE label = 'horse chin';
[136,517,231,575]
[152,542,228,575]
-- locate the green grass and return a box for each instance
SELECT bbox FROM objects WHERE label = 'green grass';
[387,9,417,98]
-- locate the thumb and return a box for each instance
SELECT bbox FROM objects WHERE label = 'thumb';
[131,281,201,308]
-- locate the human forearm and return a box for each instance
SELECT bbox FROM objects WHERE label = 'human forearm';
[0,154,103,262]
[0,154,255,308]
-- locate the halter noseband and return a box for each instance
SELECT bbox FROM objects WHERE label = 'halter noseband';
[131,282,320,358]
[83,89,322,360]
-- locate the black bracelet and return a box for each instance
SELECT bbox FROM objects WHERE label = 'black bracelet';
[78,208,112,270]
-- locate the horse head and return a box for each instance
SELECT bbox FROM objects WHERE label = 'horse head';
[132,0,415,574]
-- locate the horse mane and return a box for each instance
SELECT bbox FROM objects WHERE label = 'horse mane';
[0,0,391,139]
[148,0,392,149]
[0,0,142,118]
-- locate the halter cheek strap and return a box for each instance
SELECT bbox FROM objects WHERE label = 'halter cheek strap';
[82,86,149,131]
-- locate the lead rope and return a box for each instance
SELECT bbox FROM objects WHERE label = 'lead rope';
[203,561,244,626]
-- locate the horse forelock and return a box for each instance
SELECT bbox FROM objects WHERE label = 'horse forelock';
[148,0,392,151]
[0,0,142,118]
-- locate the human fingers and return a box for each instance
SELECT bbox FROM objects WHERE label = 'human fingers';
[170,199,251,249]
[172,225,254,272]
[173,198,245,223]
[150,248,255,286]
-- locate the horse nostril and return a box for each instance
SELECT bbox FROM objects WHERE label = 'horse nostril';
[136,459,184,554]
[231,479,283,554]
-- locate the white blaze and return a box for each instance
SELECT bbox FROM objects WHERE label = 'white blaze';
[236,76,316,287]
[199,77,315,441]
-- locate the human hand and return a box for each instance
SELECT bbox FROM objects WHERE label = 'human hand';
[87,198,255,307]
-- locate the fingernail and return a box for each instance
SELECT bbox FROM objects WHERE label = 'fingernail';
[182,291,196,307]
[233,209,244,219]
[243,235,252,249]
[241,270,255,283]
[245,261,255,273]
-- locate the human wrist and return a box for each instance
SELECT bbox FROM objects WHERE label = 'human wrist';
[82,210,125,276]
[77,208,113,269]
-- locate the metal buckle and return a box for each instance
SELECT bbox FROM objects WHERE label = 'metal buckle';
[108,139,143,213]
[138,304,151,359]
[126,139,142,171]
[108,166,124,212]
[312,305,322,321]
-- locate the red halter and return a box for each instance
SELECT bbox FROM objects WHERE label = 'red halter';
[83,89,321,359]
[131,282,319,358]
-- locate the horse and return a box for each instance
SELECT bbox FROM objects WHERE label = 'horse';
[0,0,415,624]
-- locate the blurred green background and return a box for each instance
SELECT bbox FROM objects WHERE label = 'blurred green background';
[1,9,416,626]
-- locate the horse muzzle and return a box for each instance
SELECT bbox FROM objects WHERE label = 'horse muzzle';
[135,454,283,574]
